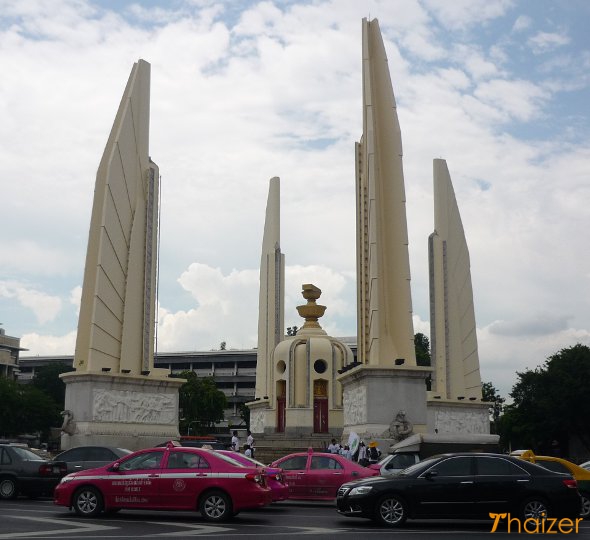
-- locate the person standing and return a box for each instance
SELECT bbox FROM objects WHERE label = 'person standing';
[244,444,252,458]
[357,441,368,465]
[231,430,240,452]
[246,430,255,458]
[327,438,339,453]
[368,441,381,464]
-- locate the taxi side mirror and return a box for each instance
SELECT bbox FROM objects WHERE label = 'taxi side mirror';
[110,462,120,472]
[424,470,438,480]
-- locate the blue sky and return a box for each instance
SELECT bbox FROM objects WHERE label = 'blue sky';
[1,0,589,398]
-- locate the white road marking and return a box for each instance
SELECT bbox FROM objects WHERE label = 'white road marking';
[148,521,234,536]
[0,516,117,538]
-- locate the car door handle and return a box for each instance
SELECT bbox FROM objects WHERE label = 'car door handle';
[195,473,207,477]
[332,472,342,475]
[517,479,530,482]
[460,481,474,484]
[74,465,82,469]
[148,474,159,478]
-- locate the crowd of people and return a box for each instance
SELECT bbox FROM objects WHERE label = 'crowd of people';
[227,430,381,467]
[326,438,382,466]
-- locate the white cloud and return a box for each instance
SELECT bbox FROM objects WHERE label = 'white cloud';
[20,330,77,357]
[424,0,514,30]
[528,31,570,54]
[0,281,62,324]
[512,14,532,32]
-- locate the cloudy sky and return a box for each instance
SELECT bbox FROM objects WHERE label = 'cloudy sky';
[1,0,589,398]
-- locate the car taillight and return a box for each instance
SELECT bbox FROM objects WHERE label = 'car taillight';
[39,464,53,476]
[563,479,577,489]
[246,473,263,484]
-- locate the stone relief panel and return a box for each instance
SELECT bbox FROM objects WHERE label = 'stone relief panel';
[433,408,487,434]
[250,408,266,434]
[343,384,367,425]
[93,389,176,424]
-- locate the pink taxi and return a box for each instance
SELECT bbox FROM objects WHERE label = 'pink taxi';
[54,443,272,521]
[271,449,378,500]
[216,450,289,502]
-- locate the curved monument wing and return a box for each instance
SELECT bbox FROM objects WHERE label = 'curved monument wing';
[429,159,482,399]
[74,60,160,376]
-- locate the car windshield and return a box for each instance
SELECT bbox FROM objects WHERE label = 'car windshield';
[11,447,43,461]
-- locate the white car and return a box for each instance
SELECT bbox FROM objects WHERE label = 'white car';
[580,460,590,471]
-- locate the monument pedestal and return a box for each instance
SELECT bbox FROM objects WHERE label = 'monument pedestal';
[427,397,492,435]
[338,365,431,442]
[61,372,184,451]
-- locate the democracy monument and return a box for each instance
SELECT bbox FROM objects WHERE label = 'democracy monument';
[60,18,495,452]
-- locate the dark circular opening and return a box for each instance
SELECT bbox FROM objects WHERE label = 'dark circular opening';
[314,359,327,374]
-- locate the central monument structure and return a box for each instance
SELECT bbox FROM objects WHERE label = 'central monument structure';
[60,60,184,451]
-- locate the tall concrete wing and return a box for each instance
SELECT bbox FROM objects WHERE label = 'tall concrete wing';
[356,18,416,367]
[254,177,285,401]
[73,59,166,378]
[429,159,482,399]
[60,60,182,451]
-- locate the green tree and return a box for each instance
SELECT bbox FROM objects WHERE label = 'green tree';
[0,377,60,437]
[500,344,590,455]
[31,362,74,407]
[481,381,505,433]
[238,402,250,429]
[174,371,227,435]
[414,333,431,366]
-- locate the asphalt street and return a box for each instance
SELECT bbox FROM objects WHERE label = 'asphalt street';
[2,498,589,539]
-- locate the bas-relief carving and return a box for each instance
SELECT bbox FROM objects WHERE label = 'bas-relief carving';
[434,408,487,434]
[343,384,367,425]
[250,408,266,434]
[93,389,175,424]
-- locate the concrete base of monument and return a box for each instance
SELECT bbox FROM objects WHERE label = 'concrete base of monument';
[338,364,431,443]
[60,372,184,451]
[427,397,493,435]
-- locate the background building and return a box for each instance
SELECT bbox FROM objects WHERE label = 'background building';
[0,325,25,380]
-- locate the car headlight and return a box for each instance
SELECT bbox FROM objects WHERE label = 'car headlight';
[349,485,373,496]
[59,474,75,484]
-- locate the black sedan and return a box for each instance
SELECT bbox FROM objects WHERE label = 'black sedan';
[54,445,132,473]
[337,453,582,527]
[0,444,67,499]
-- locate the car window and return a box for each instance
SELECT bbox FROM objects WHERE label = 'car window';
[119,451,163,471]
[1,448,12,465]
[536,460,570,474]
[310,456,343,470]
[477,457,527,476]
[213,452,246,467]
[89,448,117,461]
[280,456,308,470]
[11,447,42,461]
[166,451,210,469]
[426,456,473,477]
[386,454,416,470]
[59,448,86,461]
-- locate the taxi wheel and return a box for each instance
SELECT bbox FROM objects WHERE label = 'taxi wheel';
[73,486,104,517]
[520,497,550,520]
[0,477,18,500]
[580,492,590,519]
[374,494,408,527]
[199,490,233,522]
